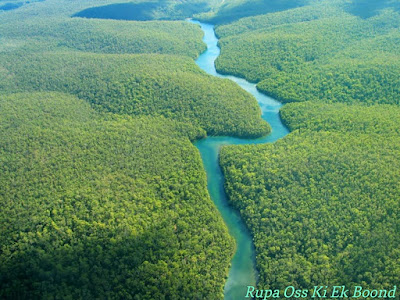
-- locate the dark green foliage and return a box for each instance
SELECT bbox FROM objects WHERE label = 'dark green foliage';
[281,102,400,135]
[214,2,400,105]
[0,0,221,20]
[197,0,309,24]
[74,2,167,21]
[0,2,23,10]
[220,130,400,293]
[0,1,274,296]
[0,52,269,138]
[346,0,400,18]
[0,18,206,58]
[0,0,269,138]
[221,93,400,293]
[74,1,211,21]
[0,92,233,299]
[6,0,400,298]
[214,4,343,38]
[216,0,400,294]
[256,45,400,104]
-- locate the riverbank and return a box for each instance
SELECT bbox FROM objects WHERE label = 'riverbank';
[190,20,289,300]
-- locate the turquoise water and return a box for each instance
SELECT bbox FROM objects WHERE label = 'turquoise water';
[190,20,290,299]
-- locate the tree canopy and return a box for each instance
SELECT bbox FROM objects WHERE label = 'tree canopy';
[0,92,234,299]
[214,1,400,105]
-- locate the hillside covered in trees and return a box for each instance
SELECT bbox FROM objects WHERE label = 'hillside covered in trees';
[0,0,222,19]
[0,92,235,299]
[197,0,309,24]
[0,52,269,137]
[1,0,400,298]
[214,0,400,104]
[0,17,206,58]
[73,0,220,21]
[280,102,400,135]
[0,0,269,298]
[220,104,400,293]
[217,0,400,294]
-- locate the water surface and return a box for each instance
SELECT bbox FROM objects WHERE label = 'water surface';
[190,20,289,299]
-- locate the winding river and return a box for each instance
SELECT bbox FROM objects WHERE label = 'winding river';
[189,20,290,299]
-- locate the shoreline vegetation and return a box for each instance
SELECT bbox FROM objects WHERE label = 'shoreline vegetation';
[1,0,400,298]
[0,51,269,138]
[191,20,288,299]
[213,1,400,105]
[0,0,267,298]
[215,0,400,295]
[0,92,235,299]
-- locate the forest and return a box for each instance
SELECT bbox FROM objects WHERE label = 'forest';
[197,0,309,24]
[0,18,206,58]
[0,52,269,137]
[220,106,400,293]
[1,0,400,298]
[280,102,400,135]
[214,0,400,105]
[0,0,268,298]
[215,0,400,296]
[74,1,214,21]
[0,92,235,299]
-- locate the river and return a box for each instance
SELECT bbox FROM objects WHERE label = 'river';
[189,20,290,299]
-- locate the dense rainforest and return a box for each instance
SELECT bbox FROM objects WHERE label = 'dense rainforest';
[0,0,268,298]
[0,52,268,137]
[73,0,220,21]
[280,102,400,135]
[221,101,400,293]
[0,18,207,58]
[1,0,400,298]
[197,0,309,24]
[218,0,400,295]
[214,0,400,105]
[0,92,234,299]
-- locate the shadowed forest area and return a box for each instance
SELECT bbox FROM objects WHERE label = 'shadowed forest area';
[0,0,265,298]
[217,0,400,295]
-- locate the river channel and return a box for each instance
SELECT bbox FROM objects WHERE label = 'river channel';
[190,20,290,299]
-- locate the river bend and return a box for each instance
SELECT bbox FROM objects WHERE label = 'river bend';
[190,20,289,300]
